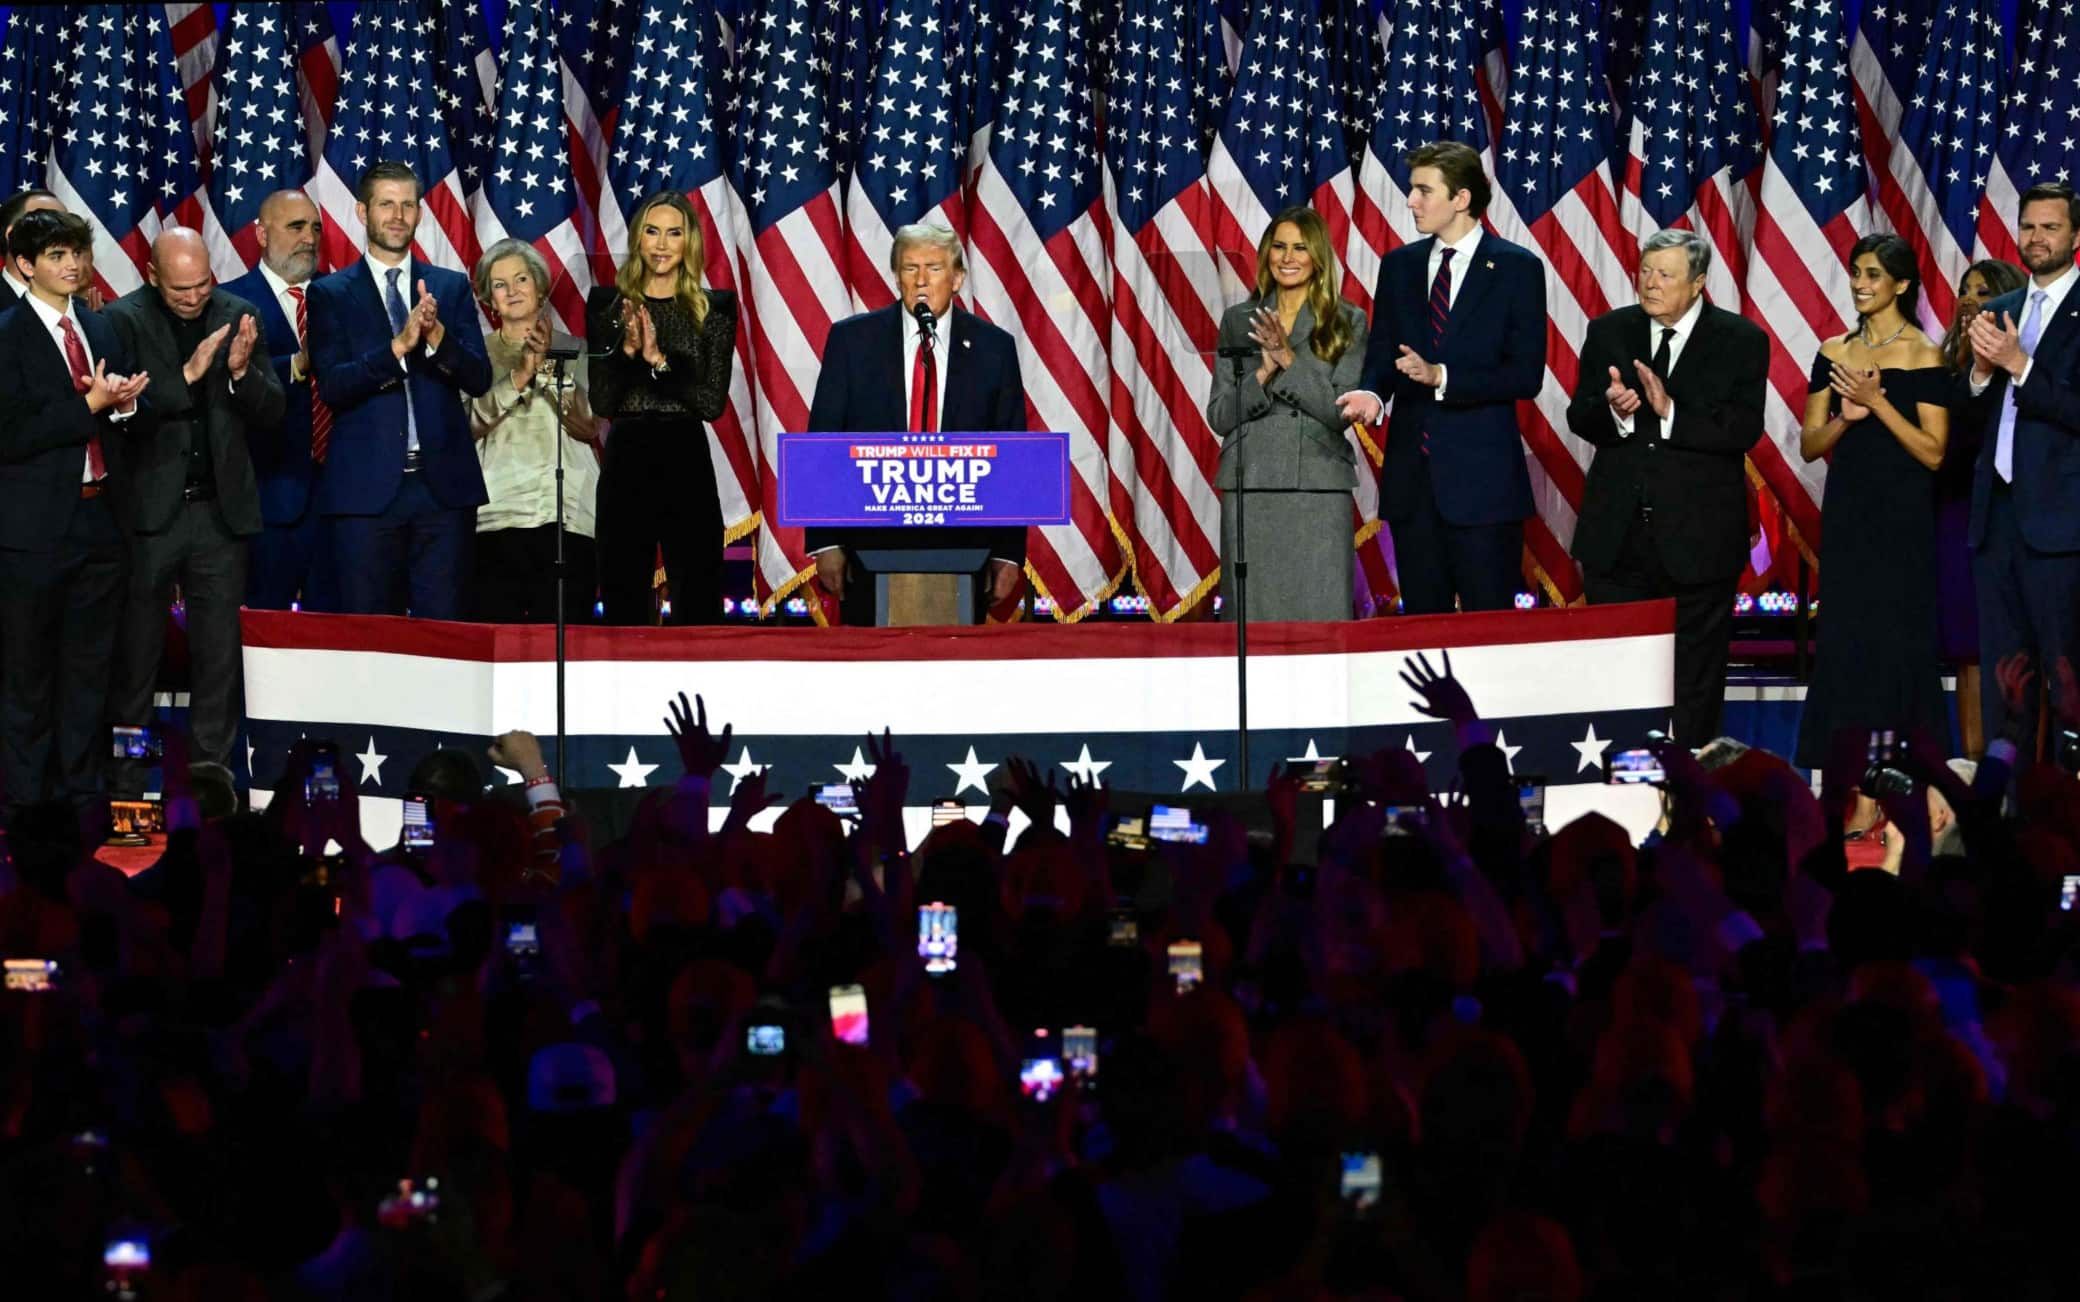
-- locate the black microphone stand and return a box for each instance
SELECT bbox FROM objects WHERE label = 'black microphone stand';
[544,340,583,789]
[1218,338,1263,786]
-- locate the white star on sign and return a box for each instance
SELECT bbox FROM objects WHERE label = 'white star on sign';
[1061,743,1111,784]
[1570,723,1610,774]
[356,736,387,786]
[1174,742,1225,792]
[834,747,878,783]
[1286,739,1335,764]
[608,746,660,788]
[1404,734,1432,765]
[1494,729,1523,773]
[946,746,997,796]
[720,746,766,794]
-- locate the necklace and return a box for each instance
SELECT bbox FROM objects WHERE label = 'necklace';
[1859,317,1909,350]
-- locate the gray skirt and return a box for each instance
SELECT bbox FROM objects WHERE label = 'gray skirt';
[1220,489,1352,623]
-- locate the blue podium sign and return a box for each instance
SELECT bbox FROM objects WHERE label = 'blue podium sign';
[774,431,1072,528]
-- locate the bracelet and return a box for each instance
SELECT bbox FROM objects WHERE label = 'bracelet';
[984,810,1010,828]
[525,771,556,789]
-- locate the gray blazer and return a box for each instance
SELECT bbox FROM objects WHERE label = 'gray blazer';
[104,286,282,537]
[1207,299,1366,491]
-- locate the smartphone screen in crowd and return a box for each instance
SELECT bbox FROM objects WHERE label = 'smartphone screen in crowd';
[828,984,870,1046]
[1339,1152,1382,1209]
[1516,775,1547,835]
[931,799,967,827]
[918,901,958,975]
[1148,804,1209,845]
[1605,748,1665,785]
[401,794,436,851]
[1063,1025,1099,1086]
[1167,940,1203,993]
[746,1022,786,1056]
[3,958,58,993]
[306,744,342,801]
[815,783,859,819]
[1019,1028,1065,1101]
[111,725,163,760]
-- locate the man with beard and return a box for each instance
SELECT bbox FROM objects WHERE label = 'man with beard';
[306,162,490,619]
[1961,181,2080,748]
[224,189,340,611]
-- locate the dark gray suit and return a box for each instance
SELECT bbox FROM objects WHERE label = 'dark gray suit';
[1208,299,1366,621]
[103,286,282,784]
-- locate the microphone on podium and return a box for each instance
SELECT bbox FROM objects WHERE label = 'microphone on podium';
[910,298,937,333]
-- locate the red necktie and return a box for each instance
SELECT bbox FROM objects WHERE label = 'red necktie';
[1422,247,1456,457]
[289,286,331,463]
[59,317,107,480]
[910,327,937,434]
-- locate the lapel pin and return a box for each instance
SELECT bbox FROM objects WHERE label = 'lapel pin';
[1484,260,1494,269]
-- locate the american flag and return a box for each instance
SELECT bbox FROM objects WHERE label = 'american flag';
[1855,0,2008,336]
[733,0,851,613]
[1602,0,1652,140]
[602,0,768,604]
[288,2,341,164]
[473,0,592,334]
[822,0,884,186]
[841,0,967,308]
[422,0,498,212]
[553,0,634,290]
[954,0,1012,194]
[1483,0,1634,605]
[1741,0,1869,565]
[164,3,219,168]
[1100,0,1224,621]
[966,0,1126,624]
[47,4,212,303]
[1985,0,2080,265]
[309,0,478,276]
[1319,0,1386,162]
[1187,0,1235,147]
[0,7,77,197]
[205,3,312,278]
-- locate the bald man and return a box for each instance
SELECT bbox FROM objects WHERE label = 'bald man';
[103,228,282,799]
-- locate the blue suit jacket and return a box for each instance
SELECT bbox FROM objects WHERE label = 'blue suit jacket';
[1966,280,2080,554]
[221,268,319,526]
[1355,232,1545,527]
[306,258,490,515]
[801,303,1028,565]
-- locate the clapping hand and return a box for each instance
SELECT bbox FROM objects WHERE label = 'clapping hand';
[414,280,445,349]
[1604,365,1642,419]
[226,313,259,380]
[1249,306,1295,380]
[512,316,552,390]
[1631,358,1672,419]
[1394,344,1442,388]
[1967,309,2026,379]
[83,359,147,414]
[1829,361,1882,421]
[183,323,233,386]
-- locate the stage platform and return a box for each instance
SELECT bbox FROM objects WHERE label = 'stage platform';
[237,603,1677,847]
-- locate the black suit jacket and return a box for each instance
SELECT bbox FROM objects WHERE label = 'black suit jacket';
[1567,302,1767,585]
[102,287,283,537]
[801,304,1028,566]
[0,299,154,549]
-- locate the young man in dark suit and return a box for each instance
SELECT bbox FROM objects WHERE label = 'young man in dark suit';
[1338,140,1548,614]
[306,161,490,620]
[103,227,283,795]
[0,188,63,309]
[1959,181,2080,748]
[805,223,1027,626]
[223,188,337,611]
[0,210,151,819]
[1567,230,1769,746]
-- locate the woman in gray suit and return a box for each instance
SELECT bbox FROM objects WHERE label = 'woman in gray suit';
[1208,205,1367,622]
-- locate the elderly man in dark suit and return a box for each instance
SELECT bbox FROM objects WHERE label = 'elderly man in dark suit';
[805,223,1027,626]
[223,189,336,611]
[1567,229,1768,746]
[103,227,282,794]
[0,210,151,819]
[307,161,491,619]
[1337,141,1547,614]
[1959,180,2080,748]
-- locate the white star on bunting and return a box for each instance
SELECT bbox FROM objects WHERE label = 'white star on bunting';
[1174,742,1226,792]
[946,746,997,796]
[608,746,661,788]
[356,736,387,786]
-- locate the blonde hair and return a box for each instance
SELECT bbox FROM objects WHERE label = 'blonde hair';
[615,191,709,327]
[1253,206,1352,364]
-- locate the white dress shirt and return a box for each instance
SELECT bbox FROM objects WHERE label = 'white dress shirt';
[902,306,955,432]
[1614,292,1705,440]
[366,251,432,450]
[258,260,312,378]
[23,289,132,481]
[1968,260,2078,395]
[1354,225,1484,414]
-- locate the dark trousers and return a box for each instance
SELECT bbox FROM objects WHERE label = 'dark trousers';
[1973,479,2080,747]
[0,494,126,814]
[247,507,339,612]
[109,500,248,795]
[1390,460,1524,614]
[597,415,723,626]
[1585,507,1740,746]
[471,525,599,624]
[330,472,475,620]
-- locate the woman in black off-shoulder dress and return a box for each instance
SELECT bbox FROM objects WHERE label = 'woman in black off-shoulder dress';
[1794,234,1952,770]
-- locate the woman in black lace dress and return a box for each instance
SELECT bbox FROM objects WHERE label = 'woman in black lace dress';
[1795,234,1951,770]
[586,191,737,625]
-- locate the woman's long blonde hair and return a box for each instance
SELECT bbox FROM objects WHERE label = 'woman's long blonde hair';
[1253,206,1352,364]
[616,190,710,327]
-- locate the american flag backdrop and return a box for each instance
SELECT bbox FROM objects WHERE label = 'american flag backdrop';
[2,1,2077,619]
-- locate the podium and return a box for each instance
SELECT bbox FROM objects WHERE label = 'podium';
[856,546,992,627]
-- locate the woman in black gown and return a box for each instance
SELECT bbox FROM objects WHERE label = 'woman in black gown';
[1794,234,1951,770]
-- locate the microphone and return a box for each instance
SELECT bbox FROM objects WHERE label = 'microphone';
[1216,344,1260,358]
[910,298,937,332]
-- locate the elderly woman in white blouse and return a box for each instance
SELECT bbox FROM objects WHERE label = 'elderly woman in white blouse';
[468,238,602,623]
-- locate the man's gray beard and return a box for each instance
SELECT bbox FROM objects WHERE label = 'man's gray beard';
[266,251,318,284]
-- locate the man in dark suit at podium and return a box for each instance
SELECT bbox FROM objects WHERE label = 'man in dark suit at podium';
[805,223,1027,626]
[1337,141,1547,614]
[223,189,337,611]
[1567,229,1768,746]
[307,161,490,620]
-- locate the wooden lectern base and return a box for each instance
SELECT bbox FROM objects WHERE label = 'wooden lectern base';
[885,572,965,626]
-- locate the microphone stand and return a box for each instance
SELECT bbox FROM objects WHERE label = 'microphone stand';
[1218,339,1262,787]
[545,340,584,790]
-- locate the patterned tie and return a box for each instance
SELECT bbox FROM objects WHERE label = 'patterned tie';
[1994,289,2050,483]
[910,324,938,433]
[59,317,107,480]
[1427,246,1456,353]
[289,286,332,463]
[384,267,421,452]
